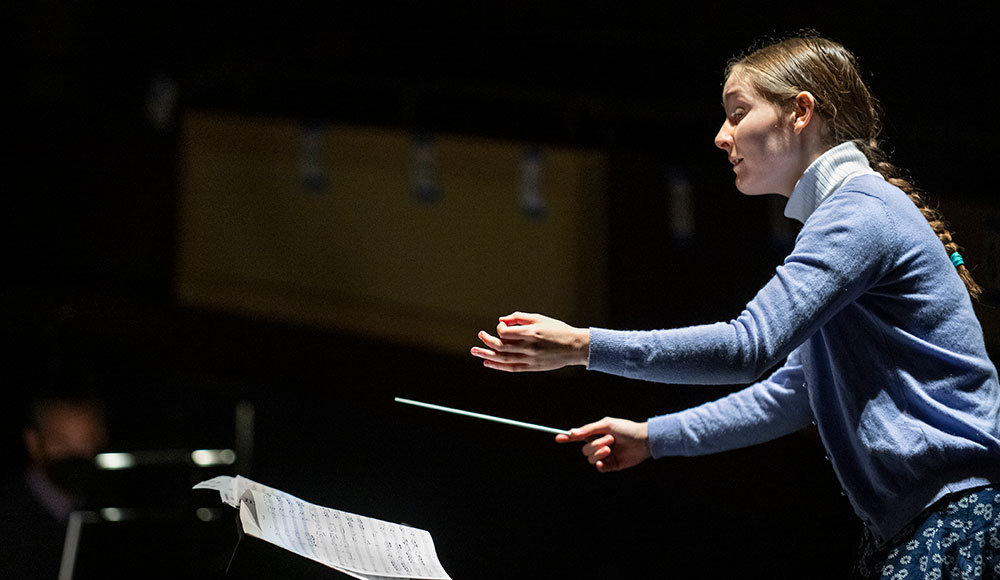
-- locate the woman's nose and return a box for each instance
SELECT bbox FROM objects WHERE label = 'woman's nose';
[714,123,732,151]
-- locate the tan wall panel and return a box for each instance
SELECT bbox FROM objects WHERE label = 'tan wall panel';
[177,111,608,353]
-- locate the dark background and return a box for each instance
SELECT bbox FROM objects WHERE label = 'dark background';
[4,3,997,579]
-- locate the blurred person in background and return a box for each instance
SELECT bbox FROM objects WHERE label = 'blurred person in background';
[1,390,109,579]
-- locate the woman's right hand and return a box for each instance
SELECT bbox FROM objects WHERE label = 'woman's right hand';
[555,417,651,473]
[470,312,590,372]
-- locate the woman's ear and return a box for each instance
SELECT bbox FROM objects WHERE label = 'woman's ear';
[792,91,818,134]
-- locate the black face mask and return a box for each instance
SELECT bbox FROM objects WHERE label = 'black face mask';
[44,456,100,496]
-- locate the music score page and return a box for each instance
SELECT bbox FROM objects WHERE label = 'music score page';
[194,475,451,580]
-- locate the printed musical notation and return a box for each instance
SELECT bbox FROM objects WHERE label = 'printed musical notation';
[194,476,451,580]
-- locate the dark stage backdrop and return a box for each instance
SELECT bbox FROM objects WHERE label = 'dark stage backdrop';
[4,3,997,579]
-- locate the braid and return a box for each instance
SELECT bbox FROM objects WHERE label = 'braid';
[855,139,983,301]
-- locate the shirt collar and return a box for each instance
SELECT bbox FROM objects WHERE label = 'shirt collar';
[784,141,881,223]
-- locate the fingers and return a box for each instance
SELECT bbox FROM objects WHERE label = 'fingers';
[469,348,526,371]
[476,330,531,355]
[582,435,615,467]
[555,417,647,473]
[470,331,537,372]
[471,311,583,372]
[555,421,615,465]
[555,420,608,444]
[594,459,617,473]
[560,418,615,442]
[498,311,539,327]
[557,431,614,464]
[496,320,535,342]
[478,358,531,373]
[476,330,504,350]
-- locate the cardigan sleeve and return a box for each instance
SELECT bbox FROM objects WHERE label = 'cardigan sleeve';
[587,187,897,385]
[647,348,814,457]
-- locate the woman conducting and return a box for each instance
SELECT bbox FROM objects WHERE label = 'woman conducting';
[471,34,1000,578]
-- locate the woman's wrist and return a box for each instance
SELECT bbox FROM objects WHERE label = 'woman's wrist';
[573,327,591,367]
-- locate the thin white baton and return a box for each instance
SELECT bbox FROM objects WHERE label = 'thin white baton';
[394,397,569,435]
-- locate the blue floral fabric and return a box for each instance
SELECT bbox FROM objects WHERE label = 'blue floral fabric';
[854,487,1000,579]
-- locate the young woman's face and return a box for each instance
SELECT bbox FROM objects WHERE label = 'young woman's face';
[715,72,801,197]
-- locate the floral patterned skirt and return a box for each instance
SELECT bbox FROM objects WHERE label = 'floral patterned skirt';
[853,486,1000,579]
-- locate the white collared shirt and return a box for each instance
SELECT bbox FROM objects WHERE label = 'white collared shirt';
[784,141,882,224]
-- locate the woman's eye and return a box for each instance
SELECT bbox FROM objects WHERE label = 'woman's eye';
[732,109,746,122]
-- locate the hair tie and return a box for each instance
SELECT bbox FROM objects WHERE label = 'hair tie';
[950,252,965,267]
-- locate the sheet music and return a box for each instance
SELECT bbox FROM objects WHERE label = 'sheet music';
[192,474,241,507]
[194,476,451,580]
[194,475,272,509]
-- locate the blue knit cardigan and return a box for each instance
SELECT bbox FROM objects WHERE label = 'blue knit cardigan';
[587,143,1000,542]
